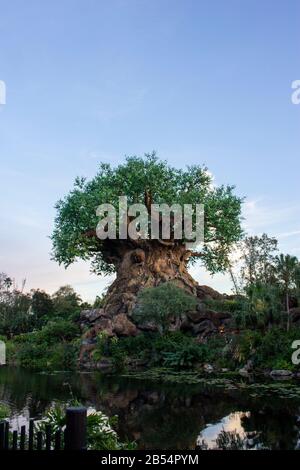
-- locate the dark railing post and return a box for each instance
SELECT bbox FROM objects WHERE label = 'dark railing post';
[0,421,4,450]
[37,431,43,450]
[20,425,26,450]
[54,430,62,450]
[4,421,9,449]
[64,407,87,450]
[12,430,18,450]
[29,419,34,450]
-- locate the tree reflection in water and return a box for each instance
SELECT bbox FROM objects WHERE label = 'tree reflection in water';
[0,367,300,449]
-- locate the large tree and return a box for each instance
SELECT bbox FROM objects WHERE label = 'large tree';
[240,234,278,288]
[51,153,243,317]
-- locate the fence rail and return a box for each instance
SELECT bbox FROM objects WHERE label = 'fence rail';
[0,407,87,451]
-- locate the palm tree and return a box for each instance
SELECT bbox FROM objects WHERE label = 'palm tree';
[274,254,299,331]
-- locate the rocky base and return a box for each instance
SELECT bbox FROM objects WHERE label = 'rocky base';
[79,285,232,368]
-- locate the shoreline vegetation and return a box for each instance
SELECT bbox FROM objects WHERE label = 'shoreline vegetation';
[2,293,300,380]
[1,233,300,381]
[2,159,299,385]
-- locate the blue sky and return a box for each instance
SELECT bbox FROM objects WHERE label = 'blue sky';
[0,0,299,300]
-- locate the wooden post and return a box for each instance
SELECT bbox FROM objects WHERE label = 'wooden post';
[20,425,26,450]
[29,419,34,450]
[45,424,51,450]
[64,407,87,450]
[12,430,18,450]
[4,421,9,450]
[0,422,4,450]
[54,430,62,450]
[36,431,43,450]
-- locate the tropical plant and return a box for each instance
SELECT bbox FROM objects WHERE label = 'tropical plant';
[274,254,299,331]
[37,405,136,450]
[161,344,202,369]
[238,282,282,329]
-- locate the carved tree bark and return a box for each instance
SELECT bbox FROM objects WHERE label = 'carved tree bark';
[102,239,199,318]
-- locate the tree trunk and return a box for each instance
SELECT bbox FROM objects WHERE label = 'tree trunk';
[102,242,198,318]
[286,291,290,332]
[229,267,239,296]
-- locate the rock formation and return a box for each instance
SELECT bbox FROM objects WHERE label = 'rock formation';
[79,284,232,368]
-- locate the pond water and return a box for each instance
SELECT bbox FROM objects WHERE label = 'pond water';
[1,367,300,450]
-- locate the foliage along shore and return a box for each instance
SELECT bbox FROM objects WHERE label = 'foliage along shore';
[2,156,300,382]
[2,285,300,378]
[1,232,300,380]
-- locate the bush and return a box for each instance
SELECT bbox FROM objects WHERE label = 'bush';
[205,298,245,313]
[221,327,300,370]
[15,339,79,371]
[233,283,282,329]
[16,342,51,370]
[161,343,204,369]
[0,403,10,419]
[36,320,80,344]
[50,341,80,370]
[94,330,210,371]
[9,319,80,370]
[133,283,197,334]
[0,278,85,371]
[252,327,300,369]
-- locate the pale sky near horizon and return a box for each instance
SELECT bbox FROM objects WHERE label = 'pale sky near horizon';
[0,0,299,301]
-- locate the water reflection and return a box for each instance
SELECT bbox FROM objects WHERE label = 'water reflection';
[198,412,249,449]
[1,367,300,450]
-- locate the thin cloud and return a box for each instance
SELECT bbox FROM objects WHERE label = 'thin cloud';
[243,198,300,234]
[276,230,300,239]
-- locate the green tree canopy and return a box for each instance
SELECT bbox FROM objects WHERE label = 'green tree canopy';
[240,233,278,288]
[52,285,82,320]
[52,153,243,276]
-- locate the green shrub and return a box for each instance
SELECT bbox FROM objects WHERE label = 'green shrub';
[205,298,245,313]
[5,339,17,363]
[16,342,50,370]
[15,339,79,371]
[220,327,300,370]
[36,320,80,344]
[161,343,204,369]
[272,358,294,371]
[252,327,300,369]
[0,403,10,419]
[9,319,80,370]
[92,333,126,371]
[93,330,208,371]
[91,316,300,373]
[50,341,79,370]
[133,283,197,334]
[232,283,283,329]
